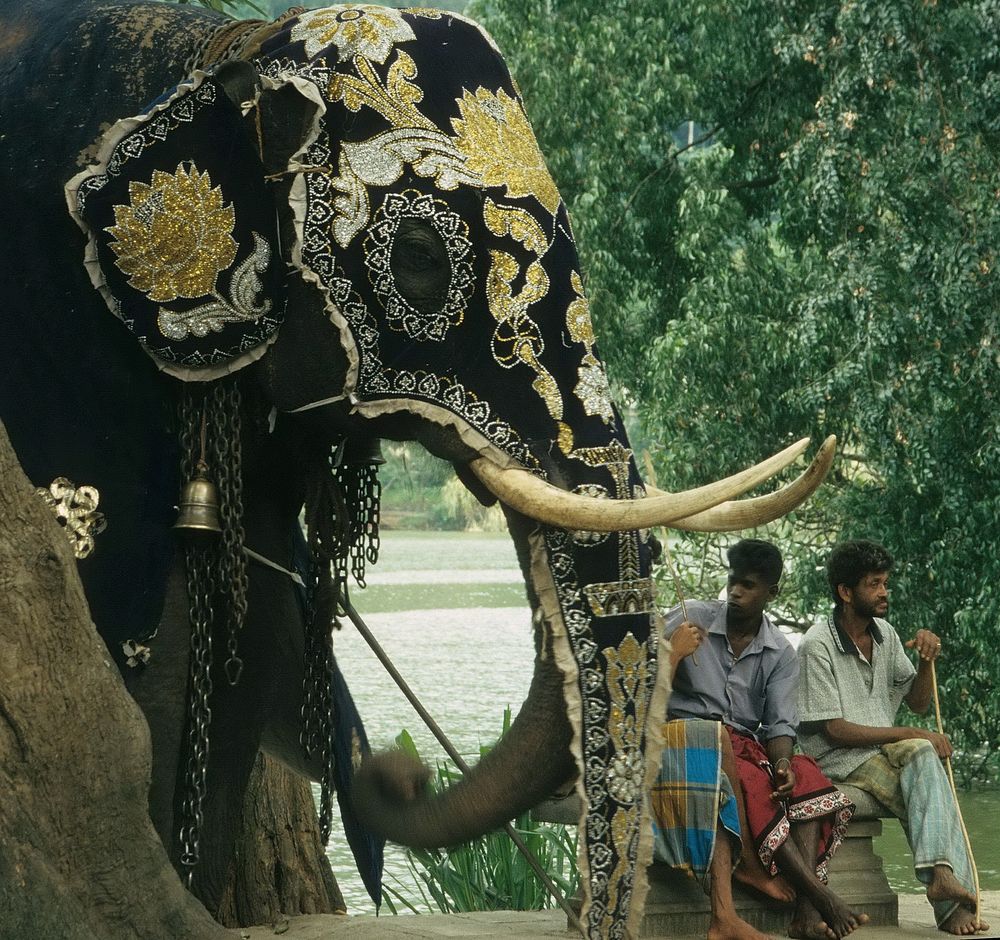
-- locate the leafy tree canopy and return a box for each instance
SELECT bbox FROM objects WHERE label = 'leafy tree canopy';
[473,0,1000,774]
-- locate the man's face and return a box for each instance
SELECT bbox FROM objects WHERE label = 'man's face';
[843,570,890,619]
[726,569,777,626]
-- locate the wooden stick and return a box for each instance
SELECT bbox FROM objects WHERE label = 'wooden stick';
[644,452,697,664]
[343,600,582,933]
[930,658,981,925]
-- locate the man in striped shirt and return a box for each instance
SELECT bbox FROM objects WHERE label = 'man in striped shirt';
[798,539,987,936]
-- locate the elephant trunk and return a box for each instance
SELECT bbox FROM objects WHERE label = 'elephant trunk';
[351,623,574,849]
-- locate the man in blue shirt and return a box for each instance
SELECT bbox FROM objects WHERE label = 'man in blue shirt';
[660,539,864,940]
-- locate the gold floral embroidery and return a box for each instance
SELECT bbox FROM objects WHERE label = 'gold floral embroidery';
[328,52,478,246]
[483,199,570,444]
[597,634,649,930]
[452,87,561,215]
[106,164,273,341]
[156,232,274,341]
[600,806,638,936]
[35,477,107,559]
[567,272,615,426]
[291,5,416,62]
[334,52,435,131]
[575,444,657,616]
[566,271,595,346]
[604,632,648,805]
[107,164,236,303]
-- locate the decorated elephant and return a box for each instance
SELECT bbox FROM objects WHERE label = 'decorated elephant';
[0,1,834,936]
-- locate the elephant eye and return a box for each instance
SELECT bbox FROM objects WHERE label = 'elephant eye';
[390,218,450,312]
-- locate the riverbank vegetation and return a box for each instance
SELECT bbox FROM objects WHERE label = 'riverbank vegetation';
[177,0,999,777]
[382,720,579,914]
[470,0,1000,783]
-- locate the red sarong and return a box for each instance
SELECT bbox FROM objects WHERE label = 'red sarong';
[727,728,855,882]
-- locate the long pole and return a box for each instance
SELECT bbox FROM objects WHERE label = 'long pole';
[929,659,981,925]
[342,600,582,934]
[643,452,696,664]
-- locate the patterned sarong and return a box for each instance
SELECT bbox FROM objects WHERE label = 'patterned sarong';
[727,729,855,882]
[651,719,740,888]
[844,739,975,928]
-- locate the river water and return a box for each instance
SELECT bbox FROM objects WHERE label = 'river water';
[319,531,1000,915]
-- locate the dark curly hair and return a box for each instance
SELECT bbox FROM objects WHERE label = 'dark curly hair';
[727,539,783,587]
[826,539,894,607]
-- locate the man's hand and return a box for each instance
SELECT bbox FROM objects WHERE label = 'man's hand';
[670,621,704,663]
[770,759,796,801]
[914,728,954,759]
[905,629,942,662]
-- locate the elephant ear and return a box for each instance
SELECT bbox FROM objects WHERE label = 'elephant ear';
[66,62,324,381]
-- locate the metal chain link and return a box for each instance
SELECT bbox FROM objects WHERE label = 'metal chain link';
[174,381,248,886]
[299,559,337,844]
[179,543,216,885]
[210,380,248,686]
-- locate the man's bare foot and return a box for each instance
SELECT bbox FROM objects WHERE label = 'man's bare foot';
[735,861,796,903]
[787,915,835,940]
[940,908,990,936]
[791,896,868,940]
[708,911,776,940]
[927,866,979,911]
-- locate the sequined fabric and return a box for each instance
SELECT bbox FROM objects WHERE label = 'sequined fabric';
[70,76,286,377]
[61,7,662,935]
[250,12,660,935]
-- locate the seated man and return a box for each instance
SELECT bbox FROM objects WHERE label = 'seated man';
[798,539,988,936]
[654,539,865,940]
[652,623,773,940]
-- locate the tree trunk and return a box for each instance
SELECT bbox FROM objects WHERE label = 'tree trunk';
[217,752,346,927]
[0,420,232,939]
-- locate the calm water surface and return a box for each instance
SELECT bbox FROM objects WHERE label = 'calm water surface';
[322,531,536,914]
[320,531,1000,914]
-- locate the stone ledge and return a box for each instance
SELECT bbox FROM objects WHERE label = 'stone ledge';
[532,782,901,936]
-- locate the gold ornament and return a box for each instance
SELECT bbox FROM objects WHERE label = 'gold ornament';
[36,477,107,559]
[106,164,237,303]
[452,87,561,215]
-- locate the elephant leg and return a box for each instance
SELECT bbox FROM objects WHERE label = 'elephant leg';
[125,559,196,866]
[255,566,325,781]
[191,543,332,911]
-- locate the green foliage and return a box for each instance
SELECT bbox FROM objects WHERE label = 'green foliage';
[474,0,1000,774]
[381,715,579,913]
[379,443,506,531]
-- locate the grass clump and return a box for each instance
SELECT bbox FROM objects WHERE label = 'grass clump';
[381,714,579,914]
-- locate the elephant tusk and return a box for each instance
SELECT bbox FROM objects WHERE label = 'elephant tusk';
[469,437,813,532]
[661,435,837,532]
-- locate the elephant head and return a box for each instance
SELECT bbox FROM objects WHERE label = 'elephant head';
[62,6,833,935]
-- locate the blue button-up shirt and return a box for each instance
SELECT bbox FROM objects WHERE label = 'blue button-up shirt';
[665,599,799,742]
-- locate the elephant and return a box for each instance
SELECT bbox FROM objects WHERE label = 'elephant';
[0,1,834,936]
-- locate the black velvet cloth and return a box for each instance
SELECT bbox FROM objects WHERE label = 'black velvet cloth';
[35,6,661,934]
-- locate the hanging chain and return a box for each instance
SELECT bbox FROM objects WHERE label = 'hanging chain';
[341,462,382,588]
[179,543,216,886]
[209,380,248,686]
[301,446,348,846]
[175,379,247,885]
[177,399,385,863]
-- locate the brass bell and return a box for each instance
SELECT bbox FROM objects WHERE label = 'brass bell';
[343,436,386,467]
[174,468,223,539]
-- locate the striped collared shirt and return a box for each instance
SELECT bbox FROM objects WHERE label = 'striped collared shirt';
[797,613,916,780]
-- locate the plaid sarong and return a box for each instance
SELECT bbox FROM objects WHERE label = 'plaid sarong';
[650,719,740,888]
